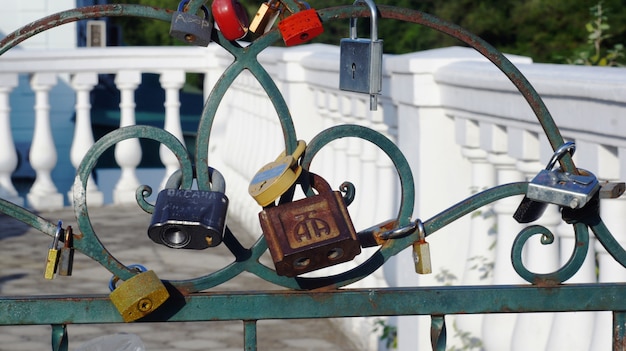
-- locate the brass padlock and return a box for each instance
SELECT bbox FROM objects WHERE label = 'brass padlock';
[44,220,63,280]
[259,172,361,277]
[249,0,281,35]
[109,265,170,322]
[412,220,432,274]
[249,140,306,207]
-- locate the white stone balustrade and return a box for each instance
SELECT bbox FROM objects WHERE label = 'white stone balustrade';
[0,44,626,351]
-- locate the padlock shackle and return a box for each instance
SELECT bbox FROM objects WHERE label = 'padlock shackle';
[177,0,209,18]
[51,220,63,248]
[349,0,378,41]
[545,141,576,171]
[164,166,226,193]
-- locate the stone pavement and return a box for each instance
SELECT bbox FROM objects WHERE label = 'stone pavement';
[0,205,359,351]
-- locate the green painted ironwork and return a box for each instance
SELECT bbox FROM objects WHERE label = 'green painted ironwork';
[0,1,624,350]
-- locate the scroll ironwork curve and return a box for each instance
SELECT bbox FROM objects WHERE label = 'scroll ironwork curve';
[0,1,625,350]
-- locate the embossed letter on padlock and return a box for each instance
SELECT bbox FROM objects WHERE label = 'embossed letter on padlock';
[170,0,213,46]
[339,0,383,111]
[148,167,228,249]
[259,172,361,277]
[278,8,324,46]
[109,265,170,323]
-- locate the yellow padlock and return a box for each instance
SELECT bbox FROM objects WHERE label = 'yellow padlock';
[412,220,432,274]
[44,221,63,280]
[109,268,170,322]
[249,140,306,207]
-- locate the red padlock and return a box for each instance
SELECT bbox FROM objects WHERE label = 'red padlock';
[278,9,324,46]
[212,0,249,41]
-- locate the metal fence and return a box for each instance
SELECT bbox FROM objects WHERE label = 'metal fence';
[1,2,625,350]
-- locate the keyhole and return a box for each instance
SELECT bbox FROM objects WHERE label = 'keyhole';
[351,63,356,79]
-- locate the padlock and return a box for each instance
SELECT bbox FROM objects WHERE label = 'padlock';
[169,0,213,46]
[58,225,75,276]
[249,140,306,207]
[412,220,432,274]
[148,167,229,249]
[258,172,361,277]
[109,265,170,323]
[515,142,579,223]
[339,0,383,111]
[44,220,63,280]
[249,0,282,35]
[527,167,600,209]
[278,8,324,46]
[212,0,249,41]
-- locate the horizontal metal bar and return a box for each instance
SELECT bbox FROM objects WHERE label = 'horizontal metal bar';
[2,284,626,325]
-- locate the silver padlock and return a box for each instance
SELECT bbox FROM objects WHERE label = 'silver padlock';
[169,0,213,47]
[526,142,600,209]
[339,0,383,111]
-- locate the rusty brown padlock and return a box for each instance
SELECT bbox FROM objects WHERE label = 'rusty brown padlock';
[259,172,361,277]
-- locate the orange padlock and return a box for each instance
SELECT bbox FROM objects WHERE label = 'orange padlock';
[212,0,249,41]
[278,9,323,46]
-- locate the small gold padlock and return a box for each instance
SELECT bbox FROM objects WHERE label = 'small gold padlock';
[249,140,306,207]
[44,220,63,280]
[249,0,281,35]
[412,220,432,274]
[109,267,170,322]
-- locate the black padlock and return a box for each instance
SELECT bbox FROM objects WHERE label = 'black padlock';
[170,0,213,46]
[148,167,228,249]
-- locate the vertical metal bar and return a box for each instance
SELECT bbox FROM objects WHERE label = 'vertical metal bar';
[614,311,626,351]
[430,315,447,351]
[51,324,68,351]
[244,320,258,351]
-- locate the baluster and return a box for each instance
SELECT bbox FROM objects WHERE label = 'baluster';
[589,144,626,350]
[0,73,23,206]
[69,72,103,206]
[454,118,496,341]
[329,94,347,187]
[544,139,598,351]
[159,70,186,189]
[479,123,525,351]
[27,73,64,210]
[344,98,365,228]
[317,89,334,177]
[113,70,142,204]
[510,132,559,351]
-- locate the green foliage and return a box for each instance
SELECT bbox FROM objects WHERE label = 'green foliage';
[373,318,398,350]
[107,1,626,64]
[567,1,625,66]
[447,320,484,351]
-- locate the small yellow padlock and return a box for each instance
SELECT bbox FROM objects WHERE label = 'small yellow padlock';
[109,266,170,322]
[412,220,432,274]
[249,140,306,207]
[44,220,63,280]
